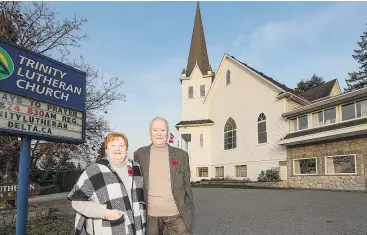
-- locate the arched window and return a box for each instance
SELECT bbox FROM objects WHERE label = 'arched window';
[226,70,231,85]
[224,117,237,150]
[257,113,267,144]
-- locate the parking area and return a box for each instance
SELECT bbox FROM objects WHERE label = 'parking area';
[191,188,367,235]
[25,187,367,235]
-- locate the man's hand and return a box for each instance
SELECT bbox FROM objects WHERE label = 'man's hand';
[104,209,124,220]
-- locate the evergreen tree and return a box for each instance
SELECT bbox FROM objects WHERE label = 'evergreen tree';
[345,23,367,92]
[295,74,325,93]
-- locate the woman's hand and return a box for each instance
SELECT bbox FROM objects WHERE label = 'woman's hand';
[104,209,124,220]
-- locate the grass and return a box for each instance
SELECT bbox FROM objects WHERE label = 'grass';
[0,211,74,235]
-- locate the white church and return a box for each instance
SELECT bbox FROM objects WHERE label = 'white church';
[176,3,367,191]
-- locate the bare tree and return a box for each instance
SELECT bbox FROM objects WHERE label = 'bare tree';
[0,1,25,43]
[1,1,88,58]
[0,2,126,182]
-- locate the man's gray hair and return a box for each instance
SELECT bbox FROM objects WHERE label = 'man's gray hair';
[149,116,169,132]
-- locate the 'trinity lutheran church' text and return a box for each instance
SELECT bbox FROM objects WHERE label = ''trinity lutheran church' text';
[15,55,82,102]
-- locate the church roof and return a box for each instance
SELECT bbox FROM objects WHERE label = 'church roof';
[227,55,335,103]
[227,55,300,96]
[175,119,214,129]
[297,79,337,102]
[185,2,211,77]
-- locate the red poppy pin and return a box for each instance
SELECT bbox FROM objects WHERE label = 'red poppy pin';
[171,160,177,167]
[128,169,134,176]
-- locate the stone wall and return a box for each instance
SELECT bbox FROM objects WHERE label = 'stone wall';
[286,137,367,191]
[0,207,51,227]
[193,180,290,188]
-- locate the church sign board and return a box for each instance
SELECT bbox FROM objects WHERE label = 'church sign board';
[0,38,86,144]
[0,38,87,234]
[0,183,41,201]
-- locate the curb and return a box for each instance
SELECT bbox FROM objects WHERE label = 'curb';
[191,183,367,193]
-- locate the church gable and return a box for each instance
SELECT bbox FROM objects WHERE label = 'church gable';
[330,80,341,96]
[205,54,290,104]
[190,63,206,79]
[297,79,341,102]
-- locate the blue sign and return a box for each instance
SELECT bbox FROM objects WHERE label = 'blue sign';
[0,38,88,235]
[0,38,86,111]
[0,38,86,144]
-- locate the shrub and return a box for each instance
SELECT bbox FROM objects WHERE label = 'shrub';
[224,176,234,181]
[209,177,225,181]
[0,201,15,210]
[54,171,64,192]
[242,177,252,182]
[62,169,82,192]
[257,169,281,182]
[30,168,58,186]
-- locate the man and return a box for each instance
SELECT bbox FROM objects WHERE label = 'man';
[134,116,194,235]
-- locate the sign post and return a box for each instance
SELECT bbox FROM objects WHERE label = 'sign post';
[0,37,86,234]
[16,136,31,235]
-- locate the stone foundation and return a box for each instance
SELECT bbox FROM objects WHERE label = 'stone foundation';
[286,137,367,191]
[190,138,367,192]
[191,178,366,191]
[192,180,290,189]
[286,175,365,190]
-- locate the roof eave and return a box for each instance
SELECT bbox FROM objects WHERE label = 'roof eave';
[277,92,310,105]
[279,123,367,147]
[175,122,214,130]
[282,87,367,119]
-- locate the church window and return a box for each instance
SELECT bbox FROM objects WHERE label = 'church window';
[215,166,224,177]
[226,70,231,85]
[197,167,208,177]
[235,165,247,177]
[200,85,205,97]
[188,86,193,99]
[224,117,237,150]
[257,113,267,144]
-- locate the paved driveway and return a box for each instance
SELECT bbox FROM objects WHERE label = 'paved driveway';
[191,188,367,235]
[29,188,367,235]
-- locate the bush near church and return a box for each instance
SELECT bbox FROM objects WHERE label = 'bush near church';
[257,169,281,182]
[30,167,82,195]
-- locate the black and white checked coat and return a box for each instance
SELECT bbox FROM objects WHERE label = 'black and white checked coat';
[68,158,146,235]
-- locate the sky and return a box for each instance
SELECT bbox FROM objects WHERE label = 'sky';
[47,1,367,158]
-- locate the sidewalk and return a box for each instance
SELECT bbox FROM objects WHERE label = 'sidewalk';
[29,192,69,203]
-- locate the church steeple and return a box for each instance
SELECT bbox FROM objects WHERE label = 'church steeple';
[185,2,211,77]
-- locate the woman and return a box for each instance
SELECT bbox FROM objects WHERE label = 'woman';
[68,132,146,235]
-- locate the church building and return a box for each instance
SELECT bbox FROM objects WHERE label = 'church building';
[176,3,367,191]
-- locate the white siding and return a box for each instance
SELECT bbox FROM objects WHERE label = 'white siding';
[208,57,288,181]
[181,65,212,121]
[287,99,302,112]
[179,125,212,182]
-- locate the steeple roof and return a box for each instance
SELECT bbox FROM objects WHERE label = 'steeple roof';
[185,2,211,77]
